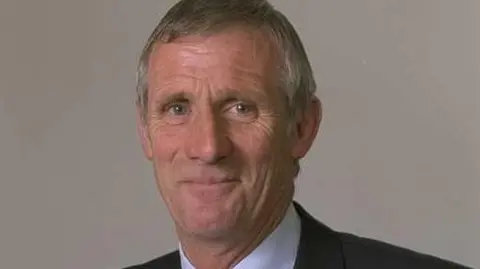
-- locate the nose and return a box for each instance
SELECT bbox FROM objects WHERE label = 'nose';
[186,108,232,164]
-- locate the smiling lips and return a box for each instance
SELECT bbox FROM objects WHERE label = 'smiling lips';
[183,177,238,185]
[182,177,239,202]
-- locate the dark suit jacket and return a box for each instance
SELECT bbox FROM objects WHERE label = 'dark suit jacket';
[124,202,472,269]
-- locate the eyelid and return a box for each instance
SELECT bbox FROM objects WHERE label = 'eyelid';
[225,100,258,117]
[153,91,188,109]
[223,99,249,110]
[159,97,189,112]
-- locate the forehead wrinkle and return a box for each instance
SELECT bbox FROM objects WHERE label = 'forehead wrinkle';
[150,30,278,76]
[173,29,274,67]
[149,43,215,82]
[148,75,193,105]
[228,55,282,100]
[150,76,213,106]
[152,74,199,89]
[230,64,266,84]
[147,29,284,107]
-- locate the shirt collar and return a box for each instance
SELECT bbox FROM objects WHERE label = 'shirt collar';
[180,203,301,269]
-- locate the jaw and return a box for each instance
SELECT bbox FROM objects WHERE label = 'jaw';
[175,183,294,269]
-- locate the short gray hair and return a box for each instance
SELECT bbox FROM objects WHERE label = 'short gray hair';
[136,0,317,122]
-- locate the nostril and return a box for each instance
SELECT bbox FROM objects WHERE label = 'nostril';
[186,131,233,164]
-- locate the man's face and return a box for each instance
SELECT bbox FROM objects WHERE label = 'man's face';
[137,28,315,240]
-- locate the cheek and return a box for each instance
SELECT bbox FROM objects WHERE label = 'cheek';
[149,122,184,172]
[230,117,291,177]
[148,123,187,206]
[229,119,294,212]
[231,120,274,156]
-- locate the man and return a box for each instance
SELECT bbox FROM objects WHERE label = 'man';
[126,0,471,268]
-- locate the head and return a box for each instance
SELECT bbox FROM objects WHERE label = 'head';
[136,0,321,243]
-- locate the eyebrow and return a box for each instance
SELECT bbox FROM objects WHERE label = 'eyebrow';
[156,85,270,99]
[216,87,268,102]
[152,91,189,110]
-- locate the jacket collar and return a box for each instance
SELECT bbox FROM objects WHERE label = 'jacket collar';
[293,202,345,269]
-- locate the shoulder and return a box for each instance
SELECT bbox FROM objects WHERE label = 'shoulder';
[337,232,471,269]
[122,250,180,269]
[294,202,471,269]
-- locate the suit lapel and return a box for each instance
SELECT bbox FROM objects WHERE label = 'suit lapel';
[293,202,345,269]
[144,250,180,269]
[164,251,181,269]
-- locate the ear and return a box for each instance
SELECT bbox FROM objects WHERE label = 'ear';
[136,106,153,160]
[291,96,322,159]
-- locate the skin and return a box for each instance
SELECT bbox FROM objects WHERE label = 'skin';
[137,27,321,269]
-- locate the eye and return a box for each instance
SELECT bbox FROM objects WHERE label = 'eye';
[158,99,191,125]
[225,101,257,122]
[165,101,190,116]
[233,103,251,114]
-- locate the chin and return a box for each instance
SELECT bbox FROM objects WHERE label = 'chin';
[190,223,238,240]
[179,202,243,239]
[170,185,246,238]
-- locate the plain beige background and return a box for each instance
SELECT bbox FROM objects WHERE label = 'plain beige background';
[0,0,479,268]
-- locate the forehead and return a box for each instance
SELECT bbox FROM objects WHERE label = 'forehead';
[147,28,281,88]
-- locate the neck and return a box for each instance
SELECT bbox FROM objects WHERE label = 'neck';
[178,198,292,269]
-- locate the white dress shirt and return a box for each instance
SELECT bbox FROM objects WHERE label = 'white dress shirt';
[179,204,301,269]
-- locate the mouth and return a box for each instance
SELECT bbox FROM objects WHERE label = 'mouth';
[182,177,239,185]
[181,178,240,202]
